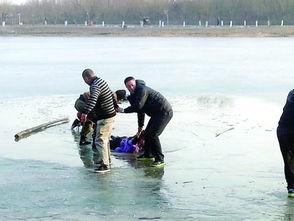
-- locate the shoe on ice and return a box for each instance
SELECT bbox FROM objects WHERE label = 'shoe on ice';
[288,189,294,197]
[151,160,165,168]
[136,154,155,162]
[94,164,110,173]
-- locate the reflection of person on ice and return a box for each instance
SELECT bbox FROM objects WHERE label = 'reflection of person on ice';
[116,77,173,167]
[277,89,294,197]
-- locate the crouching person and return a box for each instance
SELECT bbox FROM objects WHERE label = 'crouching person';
[74,92,96,145]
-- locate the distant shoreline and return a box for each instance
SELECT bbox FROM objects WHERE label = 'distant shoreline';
[1,25,294,37]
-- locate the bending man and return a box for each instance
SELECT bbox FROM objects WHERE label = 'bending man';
[117,77,173,167]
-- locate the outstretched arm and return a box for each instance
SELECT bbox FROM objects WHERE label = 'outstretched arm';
[124,87,147,113]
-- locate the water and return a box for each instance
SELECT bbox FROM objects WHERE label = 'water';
[1,37,294,220]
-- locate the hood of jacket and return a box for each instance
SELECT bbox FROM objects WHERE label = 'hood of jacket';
[136,79,146,90]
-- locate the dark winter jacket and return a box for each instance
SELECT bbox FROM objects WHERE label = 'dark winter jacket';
[279,89,294,130]
[124,80,172,127]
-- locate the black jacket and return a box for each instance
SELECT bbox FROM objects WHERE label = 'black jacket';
[124,80,172,127]
[279,89,294,130]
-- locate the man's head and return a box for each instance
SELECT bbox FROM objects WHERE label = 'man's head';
[124,76,136,94]
[82,69,96,85]
[115,90,126,103]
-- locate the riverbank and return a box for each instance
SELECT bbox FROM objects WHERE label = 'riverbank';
[1,25,294,37]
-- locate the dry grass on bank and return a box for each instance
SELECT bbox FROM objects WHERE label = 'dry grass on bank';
[1,25,294,37]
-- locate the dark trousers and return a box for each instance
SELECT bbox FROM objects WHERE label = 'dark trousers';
[144,110,173,162]
[277,127,294,189]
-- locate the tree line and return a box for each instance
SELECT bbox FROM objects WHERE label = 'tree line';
[1,0,294,26]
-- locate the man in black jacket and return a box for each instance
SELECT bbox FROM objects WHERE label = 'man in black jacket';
[277,89,294,197]
[81,69,116,173]
[117,76,173,167]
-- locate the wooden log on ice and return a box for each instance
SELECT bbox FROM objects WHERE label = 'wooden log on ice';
[215,127,234,137]
[14,117,70,141]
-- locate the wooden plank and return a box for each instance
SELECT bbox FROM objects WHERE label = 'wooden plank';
[14,117,69,141]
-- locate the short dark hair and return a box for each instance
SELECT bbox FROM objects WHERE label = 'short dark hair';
[82,69,95,79]
[124,76,135,84]
[115,90,126,101]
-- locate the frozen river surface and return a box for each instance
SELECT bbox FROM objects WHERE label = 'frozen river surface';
[1,37,294,220]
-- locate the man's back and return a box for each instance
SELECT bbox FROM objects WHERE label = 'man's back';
[85,77,116,120]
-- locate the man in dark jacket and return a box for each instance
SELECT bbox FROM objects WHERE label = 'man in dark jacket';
[277,89,294,197]
[117,76,173,167]
[81,69,116,173]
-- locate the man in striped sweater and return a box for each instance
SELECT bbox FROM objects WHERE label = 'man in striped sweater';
[81,69,116,173]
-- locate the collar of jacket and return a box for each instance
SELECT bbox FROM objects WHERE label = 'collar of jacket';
[90,76,99,85]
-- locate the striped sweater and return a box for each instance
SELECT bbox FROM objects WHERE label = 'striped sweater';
[83,77,116,120]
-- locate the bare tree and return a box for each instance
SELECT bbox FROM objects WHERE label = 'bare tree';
[2,0,294,25]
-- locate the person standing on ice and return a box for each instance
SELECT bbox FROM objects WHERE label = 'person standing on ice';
[80,69,116,173]
[116,76,173,167]
[277,89,294,197]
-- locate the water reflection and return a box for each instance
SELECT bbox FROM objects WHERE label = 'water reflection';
[284,198,294,220]
[72,129,94,168]
[72,129,165,179]
[73,144,168,219]
[70,124,170,219]
[113,153,165,179]
[143,167,164,179]
[71,128,81,143]
[78,146,94,168]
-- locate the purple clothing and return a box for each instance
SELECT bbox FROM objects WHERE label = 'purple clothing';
[114,138,142,153]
